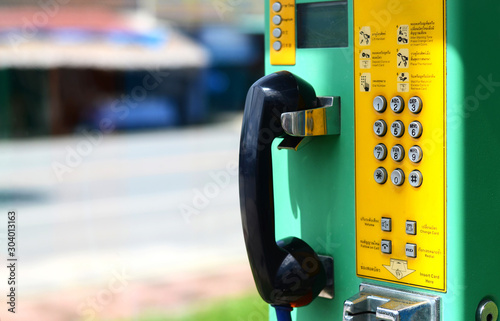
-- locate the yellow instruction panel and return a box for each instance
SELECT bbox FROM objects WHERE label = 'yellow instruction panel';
[269,0,295,65]
[354,0,446,291]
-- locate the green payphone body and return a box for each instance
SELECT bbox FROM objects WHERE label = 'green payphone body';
[239,0,500,320]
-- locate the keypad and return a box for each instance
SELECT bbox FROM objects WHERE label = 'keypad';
[371,95,424,188]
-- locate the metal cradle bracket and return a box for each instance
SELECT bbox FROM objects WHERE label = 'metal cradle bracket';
[278,96,340,150]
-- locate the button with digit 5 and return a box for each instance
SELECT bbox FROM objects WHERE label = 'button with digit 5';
[390,120,405,137]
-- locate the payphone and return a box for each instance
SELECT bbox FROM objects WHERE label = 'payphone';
[239,0,500,320]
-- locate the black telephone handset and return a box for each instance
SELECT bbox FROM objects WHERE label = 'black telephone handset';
[239,71,326,308]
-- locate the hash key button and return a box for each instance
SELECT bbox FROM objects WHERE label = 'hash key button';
[406,243,417,258]
[409,170,423,187]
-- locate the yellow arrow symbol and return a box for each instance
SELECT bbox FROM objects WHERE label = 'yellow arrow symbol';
[383,259,416,280]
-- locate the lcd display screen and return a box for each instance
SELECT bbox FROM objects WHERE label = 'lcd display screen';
[297,1,348,48]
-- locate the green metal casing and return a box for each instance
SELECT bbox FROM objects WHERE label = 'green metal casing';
[264,0,500,320]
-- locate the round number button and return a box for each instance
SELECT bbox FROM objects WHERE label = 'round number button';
[374,144,387,160]
[408,121,423,138]
[408,96,423,114]
[390,96,405,113]
[390,120,405,137]
[374,120,387,137]
[409,170,423,187]
[373,96,387,113]
[391,169,405,186]
[409,146,423,163]
[374,167,388,184]
[391,144,405,162]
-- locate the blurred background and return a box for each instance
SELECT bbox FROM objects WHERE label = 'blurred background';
[0,0,266,320]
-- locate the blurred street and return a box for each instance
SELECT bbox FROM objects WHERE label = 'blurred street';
[0,113,255,320]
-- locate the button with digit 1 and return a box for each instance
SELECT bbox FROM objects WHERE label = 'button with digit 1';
[373,96,387,113]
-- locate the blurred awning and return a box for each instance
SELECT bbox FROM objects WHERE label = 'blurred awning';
[0,8,209,70]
